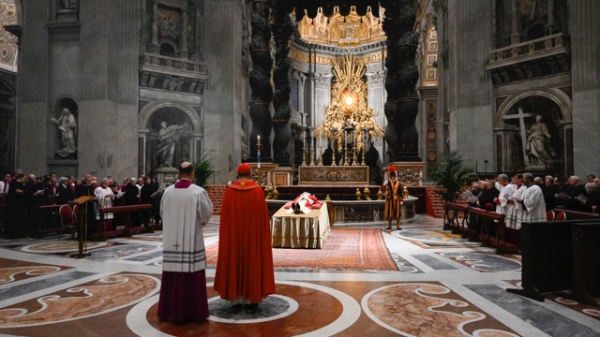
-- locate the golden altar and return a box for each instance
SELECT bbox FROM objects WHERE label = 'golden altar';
[298,165,369,185]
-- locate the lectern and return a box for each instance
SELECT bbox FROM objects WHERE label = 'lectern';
[70,195,95,258]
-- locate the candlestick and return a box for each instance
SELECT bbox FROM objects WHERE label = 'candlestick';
[331,147,336,166]
[257,135,262,169]
[330,127,338,167]
[344,143,349,166]
[344,129,348,148]
[361,145,366,166]
[302,128,307,166]
[310,140,316,166]
[318,145,323,166]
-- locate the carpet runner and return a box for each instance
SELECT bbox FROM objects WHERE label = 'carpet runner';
[206,228,398,271]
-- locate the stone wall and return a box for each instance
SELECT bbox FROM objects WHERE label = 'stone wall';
[425,186,446,218]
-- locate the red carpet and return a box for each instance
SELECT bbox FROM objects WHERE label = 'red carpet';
[206,228,398,271]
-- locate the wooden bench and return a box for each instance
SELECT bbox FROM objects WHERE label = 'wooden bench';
[552,208,599,221]
[38,204,65,237]
[97,204,153,241]
[507,219,600,306]
[443,202,470,238]
[468,207,518,254]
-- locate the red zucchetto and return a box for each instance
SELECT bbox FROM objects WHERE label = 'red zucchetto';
[237,163,252,175]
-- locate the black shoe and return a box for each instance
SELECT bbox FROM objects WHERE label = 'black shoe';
[227,304,243,313]
[245,303,260,314]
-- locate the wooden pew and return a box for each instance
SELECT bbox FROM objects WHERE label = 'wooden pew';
[507,219,600,304]
[553,208,599,220]
[468,207,517,254]
[97,204,153,241]
[507,220,573,301]
[38,204,64,237]
[0,202,6,236]
[443,202,470,238]
[571,223,600,306]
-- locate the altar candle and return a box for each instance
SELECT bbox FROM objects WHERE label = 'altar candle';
[257,134,261,168]
[344,130,348,147]
[319,135,322,148]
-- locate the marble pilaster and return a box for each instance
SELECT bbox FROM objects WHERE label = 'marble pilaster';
[570,1,600,177]
[202,0,246,183]
[311,70,331,129]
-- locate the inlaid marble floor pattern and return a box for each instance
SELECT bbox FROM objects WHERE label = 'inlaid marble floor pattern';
[0,215,598,337]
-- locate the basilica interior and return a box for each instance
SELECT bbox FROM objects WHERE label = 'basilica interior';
[0,1,599,336]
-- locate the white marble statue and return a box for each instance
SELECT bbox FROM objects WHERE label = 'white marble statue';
[51,108,77,158]
[526,115,557,164]
[156,121,188,167]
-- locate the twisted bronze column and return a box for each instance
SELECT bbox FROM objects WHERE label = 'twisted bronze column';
[270,6,293,165]
[381,0,422,162]
[249,0,274,161]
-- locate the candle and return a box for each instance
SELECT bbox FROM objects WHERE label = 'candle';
[258,147,261,169]
[319,135,322,148]
[344,130,348,147]
[257,135,261,143]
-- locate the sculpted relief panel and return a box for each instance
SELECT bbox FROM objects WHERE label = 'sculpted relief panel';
[158,6,182,42]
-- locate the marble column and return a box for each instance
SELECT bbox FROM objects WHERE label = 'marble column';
[180,11,189,58]
[366,69,386,161]
[545,0,557,34]
[150,0,159,53]
[312,72,331,128]
[510,0,520,44]
[570,0,600,176]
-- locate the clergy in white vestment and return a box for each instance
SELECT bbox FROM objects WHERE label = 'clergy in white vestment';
[521,173,547,223]
[505,174,526,229]
[94,178,115,231]
[157,161,213,324]
[494,174,516,215]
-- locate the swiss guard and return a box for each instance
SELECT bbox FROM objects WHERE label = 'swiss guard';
[382,166,403,230]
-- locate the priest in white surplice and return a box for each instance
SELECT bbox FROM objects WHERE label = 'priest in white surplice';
[494,174,516,215]
[94,178,115,231]
[158,161,213,324]
[521,173,547,224]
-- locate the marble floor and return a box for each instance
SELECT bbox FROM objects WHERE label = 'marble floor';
[0,215,599,337]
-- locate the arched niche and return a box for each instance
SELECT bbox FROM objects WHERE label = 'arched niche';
[159,41,177,57]
[49,97,79,160]
[138,101,201,175]
[495,89,572,175]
